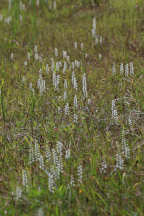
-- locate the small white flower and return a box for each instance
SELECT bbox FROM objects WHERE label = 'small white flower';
[112,63,116,75]
[19,15,23,23]
[27,52,31,61]
[129,62,134,75]
[73,113,78,123]
[100,160,107,174]
[64,91,67,101]
[99,36,103,45]
[74,95,78,109]
[62,50,67,59]
[120,63,124,75]
[46,64,49,74]
[48,173,55,193]
[64,103,69,115]
[98,53,102,60]
[15,186,22,201]
[95,36,99,45]
[53,0,57,10]
[74,41,78,49]
[125,64,129,77]
[65,149,70,159]
[10,53,14,61]
[24,61,27,66]
[39,154,45,170]
[34,53,39,61]
[45,146,51,162]
[77,164,83,184]
[35,140,40,161]
[82,73,88,98]
[55,48,58,57]
[81,42,84,50]
[115,152,124,170]
[63,61,67,74]
[36,0,40,7]
[56,141,63,156]
[64,79,68,89]
[22,170,28,188]
[37,75,46,95]
[70,175,75,187]
[34,45,38,53]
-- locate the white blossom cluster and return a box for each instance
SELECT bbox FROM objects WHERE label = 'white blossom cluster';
[111,99,118,124]
[115,152,124,170]
[121,129,130,159]
[92,17,96,38]
[113,62,134,76]
[37,74,46,95]
[82,73,88,98]
[15,186,22,201]
[100,160,107,174]
[77,164,83,184]
[72,71,78,91]
[22,169,28,188]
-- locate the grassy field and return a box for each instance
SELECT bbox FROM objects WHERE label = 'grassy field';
[0,0,144,215]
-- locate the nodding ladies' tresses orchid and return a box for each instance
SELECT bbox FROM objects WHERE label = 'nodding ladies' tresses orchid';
[82,73,88,98]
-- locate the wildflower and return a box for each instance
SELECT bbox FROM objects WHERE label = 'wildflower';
[24,61,27,66]
[70,175,75,187]
[125,64,129,77]
[34,53,39,61]
[37,74,46,95]
[65,148,70,159]
[73,113,78,123]
[48,173,55,193]
[62,50,67,59]
[34,45,38,53]
[129,62,134,75]
[77,164,83,184]
[22,169,28,188]
[46,64,49,74]
[53,0,57,10]
[74,95,78,109]
[82,73,88,98]
[98,53,102,60]
[64,103,69,115]
[95,36,99,45]
[15,186,22,201]
[39,154,45,170]
[115,152,124,170]
[55,48,58,57]
[27,52,31,61]
[63,61,67,74]
[35,140,40,161]
[111,99,118,123]
[36,0,40,7]
[64,91,67,101]
[10,53,14,61]
[100,36,103,45]
[81,42,84,50]
[64,79,68,89]
[112,63,116,75]
[74,41,78,49]
[120,63,124,75]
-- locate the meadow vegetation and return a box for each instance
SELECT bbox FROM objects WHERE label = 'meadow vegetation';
[0,0,144,215]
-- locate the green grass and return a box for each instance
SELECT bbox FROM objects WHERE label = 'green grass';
[0,0,144,215]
